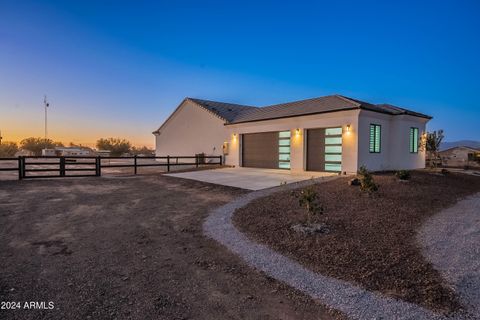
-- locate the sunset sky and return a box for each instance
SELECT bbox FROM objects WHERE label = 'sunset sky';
[1,0,479,148]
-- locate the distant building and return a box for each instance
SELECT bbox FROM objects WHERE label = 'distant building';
[439,146,480,168]
[42,147,92,157]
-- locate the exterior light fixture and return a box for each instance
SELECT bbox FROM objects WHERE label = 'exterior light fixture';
[295,128,301,136]
[346,125,351,133]
[233,133,237,140]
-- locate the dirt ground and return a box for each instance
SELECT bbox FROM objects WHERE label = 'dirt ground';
[0,175,340,320]
[234,171,480,315]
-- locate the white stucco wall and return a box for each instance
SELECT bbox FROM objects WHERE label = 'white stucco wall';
[357,110,427,171]
[224,110,360,173]
[154,100,228,158]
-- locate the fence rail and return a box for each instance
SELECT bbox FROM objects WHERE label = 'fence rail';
[0,155,222,180]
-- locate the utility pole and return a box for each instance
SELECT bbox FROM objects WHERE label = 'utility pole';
[0,129,3,145]
[43,96,49,140]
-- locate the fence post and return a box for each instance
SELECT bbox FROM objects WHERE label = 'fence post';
[18,156,23,180]
[167,155,170,172]
[195,155,199,168]
[219,155,222,165]
[60,157,66,177]
[96,156,101,177]
[134,155,137,175]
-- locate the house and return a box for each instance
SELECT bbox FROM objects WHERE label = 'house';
[153,95,431,173]
[439,146,480,168]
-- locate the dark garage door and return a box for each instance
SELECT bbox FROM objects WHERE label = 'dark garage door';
[307,127,342,172]
[242,132,279,169]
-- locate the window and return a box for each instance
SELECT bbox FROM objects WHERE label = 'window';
[278,131,291,169]
[409,127,419,153]
[325,127,343,135]
[325,163,342,172]
[369,124,381,153]
[324,127,342,172]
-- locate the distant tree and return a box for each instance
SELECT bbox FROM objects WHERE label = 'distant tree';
[131,146,154,156]
[96,138,131,156]
[0,142,19,157]
[20,137,64,156]
[421,130,444,168]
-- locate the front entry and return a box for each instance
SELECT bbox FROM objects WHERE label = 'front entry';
[306,127,342,172]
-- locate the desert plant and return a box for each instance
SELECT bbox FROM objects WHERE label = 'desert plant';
[420,130,444,168]
[292,185,323,223]
[395,170,411,180]
[357,166,378,193]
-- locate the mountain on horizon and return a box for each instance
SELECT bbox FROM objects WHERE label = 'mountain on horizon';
[440,140,480,151]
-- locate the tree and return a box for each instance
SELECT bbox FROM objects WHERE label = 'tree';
[96,138,131,156]
[131,146,154,156]
[0,142,19,157]
[421,130,444,168]
[20,137,64,156]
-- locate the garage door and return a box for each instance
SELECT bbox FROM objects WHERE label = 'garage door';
[242,131,291,169]
[306,127,342,172]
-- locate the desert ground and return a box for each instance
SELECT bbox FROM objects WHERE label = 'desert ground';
[0,175,340,320]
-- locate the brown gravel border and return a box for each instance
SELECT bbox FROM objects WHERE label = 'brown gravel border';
[233,171,480,315]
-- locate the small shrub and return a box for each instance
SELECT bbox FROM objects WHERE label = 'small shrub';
[292,185,324,223]
[357,166,379,193]
[441,168,450,175]
[395,170,411,180]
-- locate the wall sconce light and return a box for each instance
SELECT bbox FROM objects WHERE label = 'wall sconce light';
[345,125,351,133]
[295,128,301,136]
[233,133,237,141]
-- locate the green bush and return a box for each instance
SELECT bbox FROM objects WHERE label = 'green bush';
[395,170,411,180]
[357,166,378,193]
[292,185,324,223]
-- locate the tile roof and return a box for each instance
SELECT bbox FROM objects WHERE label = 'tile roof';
[154,95,432,133]
[228,95,432,124]
[187,98,258,122]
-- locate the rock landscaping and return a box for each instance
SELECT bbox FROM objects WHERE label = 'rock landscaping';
[233,171,480,315]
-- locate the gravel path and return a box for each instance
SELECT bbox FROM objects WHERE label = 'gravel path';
[418,193,480,320]
[204,177,455,320]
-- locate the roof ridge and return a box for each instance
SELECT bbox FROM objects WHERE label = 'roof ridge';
[261,94,359,109]
[187,97,258,109]
[185,98,232,122]
[333,94,362,107]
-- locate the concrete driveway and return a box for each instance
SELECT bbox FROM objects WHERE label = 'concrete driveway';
[165,167,336,190]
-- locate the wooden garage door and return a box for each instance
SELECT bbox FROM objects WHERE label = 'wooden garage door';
[306,128,325,171]
[307,127,342,172]
[242,132,279,169]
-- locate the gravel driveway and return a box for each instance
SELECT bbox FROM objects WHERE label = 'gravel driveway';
[0,175,337,320]
[419,193,480,319]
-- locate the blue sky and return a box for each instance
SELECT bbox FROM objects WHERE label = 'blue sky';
[1,0,479,146]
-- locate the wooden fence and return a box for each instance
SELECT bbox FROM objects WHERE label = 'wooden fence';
[0,155,222,180]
